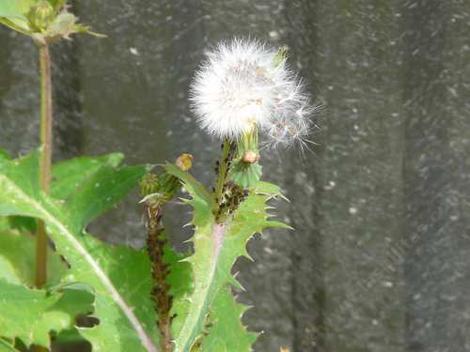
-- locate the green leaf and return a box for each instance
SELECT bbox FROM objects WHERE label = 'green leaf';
[0,217,9,231]
[0,0,28,18]
[51,153,146,232]
[73,235,159,352]
[0,153,158,352]
[0,280,94,348]
[7,215,37,232]
[165,163,286,352]
[164,244,192,302]
[0,338,19,352]
[201,288,257,352]
[0,149,10,161]
[2,152,145,233]
[230,162,262,189]
[0,0,34,33]
[0,17,31,34]
[53,328,87,345]
[0,230,67,286]
[51,153,123,200]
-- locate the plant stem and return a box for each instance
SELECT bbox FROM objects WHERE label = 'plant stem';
[39,43,52,192]
[145,201,172,352]
[35,43,52,288]
[213,139,233,216]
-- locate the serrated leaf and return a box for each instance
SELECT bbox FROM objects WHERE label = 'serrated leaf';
[0,153,158,352]
[201,287,257,352]
[72,234,158,352]
[0,280,94,348]
[165,163,285,352]
[253,181,282,197]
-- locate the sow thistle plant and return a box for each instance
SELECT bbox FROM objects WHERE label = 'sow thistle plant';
[0,3,313,352]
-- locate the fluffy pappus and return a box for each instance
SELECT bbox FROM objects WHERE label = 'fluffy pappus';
[190,38,314,147]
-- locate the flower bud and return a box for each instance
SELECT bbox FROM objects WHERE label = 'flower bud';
[175,153,193,171]
[28,1,55,32]
[242,151,260,164]
[139,173,159,196]
[273,46,289,67]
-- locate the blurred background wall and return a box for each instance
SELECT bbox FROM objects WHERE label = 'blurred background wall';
[1,1,469,351]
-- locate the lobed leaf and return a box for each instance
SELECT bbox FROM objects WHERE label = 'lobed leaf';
[165,163,287,352]
[200,287,257,352]
[72,234,159,352]
[0,152,158,352]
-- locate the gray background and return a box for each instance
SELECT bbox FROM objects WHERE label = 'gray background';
[1,1,470,351]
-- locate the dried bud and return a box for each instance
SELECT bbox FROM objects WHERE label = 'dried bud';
[242,151,260,164]
[175,153,193,171]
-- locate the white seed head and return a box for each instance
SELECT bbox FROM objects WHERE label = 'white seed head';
[190,39,314,147]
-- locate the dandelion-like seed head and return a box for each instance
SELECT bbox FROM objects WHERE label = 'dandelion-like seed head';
[191,38,314,147]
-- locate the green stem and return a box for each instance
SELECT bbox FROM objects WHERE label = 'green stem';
[214,140,231,200]
[213,139,232,215]
[35,43,52,288]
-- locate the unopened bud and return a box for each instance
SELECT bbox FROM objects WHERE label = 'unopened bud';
[273,46,288,67]
[139,173,159,196]
[242,151,260,164]
[176,153,193,171]
[29,1,55,31]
